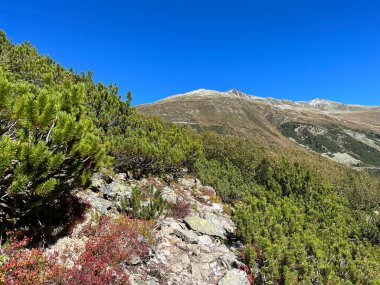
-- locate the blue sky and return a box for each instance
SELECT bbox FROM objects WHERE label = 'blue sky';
[1,0,379,105]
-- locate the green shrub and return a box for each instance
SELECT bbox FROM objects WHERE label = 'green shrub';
[0,70,106,232]
[198,133,380,284]
[121,186,166,219]
[0,30,202,234]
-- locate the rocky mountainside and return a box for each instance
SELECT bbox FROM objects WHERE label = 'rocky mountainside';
[48,173,251,285]
[137,89,380,171]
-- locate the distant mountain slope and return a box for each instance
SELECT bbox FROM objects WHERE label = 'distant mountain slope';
[137,89,380,171]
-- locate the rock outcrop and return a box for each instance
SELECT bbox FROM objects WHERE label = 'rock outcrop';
[50,173,250,285]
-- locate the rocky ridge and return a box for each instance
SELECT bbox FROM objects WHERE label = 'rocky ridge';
[49,173,250,285]
[137,89,380,171]
[158,89,372,112]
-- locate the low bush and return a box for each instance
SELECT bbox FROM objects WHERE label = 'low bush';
[0,237,51,285]
[0,215,153,285]
[121,185,166,219]
[170,198,191,219]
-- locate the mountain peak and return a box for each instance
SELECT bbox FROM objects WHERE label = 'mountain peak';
[227,88,245,95]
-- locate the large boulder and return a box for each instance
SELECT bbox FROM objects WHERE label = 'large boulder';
[218,269,250,285]
[80,193,114,214]
[184,213,225,238]
[106,181,132,200]
[173,228,199,244]
[204,212,235,234]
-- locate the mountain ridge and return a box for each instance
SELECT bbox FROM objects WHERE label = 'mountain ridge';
[137,88,380,171]
[157,88,377,111]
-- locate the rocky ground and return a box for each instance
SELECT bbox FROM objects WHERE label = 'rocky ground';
[48,173,251,285]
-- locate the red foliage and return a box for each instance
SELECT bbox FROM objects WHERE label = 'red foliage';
[1,215,153,285]
[171,198,191,219]
[0,237,53,285]
[49,215,153,285]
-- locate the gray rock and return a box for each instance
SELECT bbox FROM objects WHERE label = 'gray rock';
[106,181,132,200]
[212,203,224,213]
[113,172,127,181]
[173,228,199,244]
[204,212,234,234]
[127,254,142,265]
[202,185,216,195]
[90,173,108,192]
[81,194,113,214]
[130,274,159,285]
[184,213,225,238]
[161,186,177,204]
[218,269,250,285]
[191,263,204,280]
[197,195,211,203]
[171,263,184,273]
[217,253,240,270]
[198,235,213,246]
[179,177,196,189]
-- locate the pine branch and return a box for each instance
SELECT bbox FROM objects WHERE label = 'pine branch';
[45,116,58,143]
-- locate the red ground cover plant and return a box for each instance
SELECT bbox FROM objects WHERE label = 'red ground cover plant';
[49,214,154,285]
[1,215,154,285]
[0,237,53,285]
[171,198,191,219]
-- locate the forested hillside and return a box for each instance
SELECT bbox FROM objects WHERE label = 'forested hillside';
[196,133,380,284]
[0,31,379,285]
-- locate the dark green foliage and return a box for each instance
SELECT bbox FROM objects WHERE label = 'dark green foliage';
[110,117,202,177]
[281,122,380,167]
[121,186,166,219]
[0,69,106,230]
[281,122,341,154]
[195,157,247,202]
[343,135,380,167]
[344,172,380,244]
[197,133,380,284]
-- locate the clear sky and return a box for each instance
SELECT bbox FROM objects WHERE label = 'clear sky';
[1,0,379,106]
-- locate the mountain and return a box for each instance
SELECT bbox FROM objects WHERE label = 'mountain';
[137,89,380,171]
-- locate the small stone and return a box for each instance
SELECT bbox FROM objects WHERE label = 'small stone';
[171,263,183,273]
[210,261,218,269]
[130,274,159,285]
[198,235,213,246]
[114,173,127,181]
[191,263,203,280]
[179,177,196,189]
[204,212,235,234]
[106,181,132,200]
[197,195,211,203]
[212,203,224,212]
[127,254,142,265]
[203,186,216,195]
[90,173,108,192]
[181,254,190,265]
